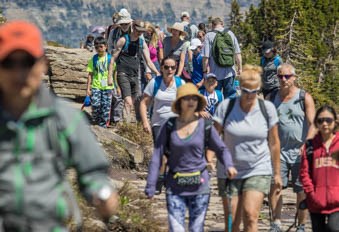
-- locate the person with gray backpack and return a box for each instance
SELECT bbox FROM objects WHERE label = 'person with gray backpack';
[202,17,242,99]
[0,20,119,231]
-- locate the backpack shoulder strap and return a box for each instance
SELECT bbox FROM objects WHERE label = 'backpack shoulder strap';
[305,139,314,177]
[260,56,265,66]
[223,98,236,127]
[93,54,99,70]
[299,89,306,112]
[153,76,163,97]
[273,55,282,67]
[216,90,223,102]
[122,34,130,52]
[203,119,213,157]
[107,53,111,70]
[258,99,270,128]
[165,117,176,156]
[174,75,183,88]
[269,89,279,103]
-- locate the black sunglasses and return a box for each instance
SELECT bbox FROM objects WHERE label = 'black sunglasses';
[94,44,106,49]
[0,55,38,70]
[163,65,176,70]
[316,117,334,124]
[277,74,294,79]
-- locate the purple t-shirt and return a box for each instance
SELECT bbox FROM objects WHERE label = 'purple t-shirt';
[145,118,234,197]
[149,41,163,63]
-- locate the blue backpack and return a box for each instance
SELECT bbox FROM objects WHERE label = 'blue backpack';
[92,53,111,74]
[122,34,144,57]
[260,55,282,68]
[153,75,183,97]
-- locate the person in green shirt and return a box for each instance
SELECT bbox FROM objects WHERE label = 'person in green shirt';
[86,36,115,127]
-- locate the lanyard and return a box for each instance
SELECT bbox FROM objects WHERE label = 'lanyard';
[97,54,107,76]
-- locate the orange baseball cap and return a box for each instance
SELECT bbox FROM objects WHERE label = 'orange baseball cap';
[0,20,44,61]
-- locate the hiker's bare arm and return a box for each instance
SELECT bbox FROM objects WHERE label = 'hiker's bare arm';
[158,47,164,64]
[235,53,242,75]
[108,37,125,78]
[202,57,209,74]
[143,41,160,76]
[177,51,186,76]
[86,72,93,96]
[213,121,223,135]
[305,92,317,140]
[140,94,152,133]
[268,124,282,191]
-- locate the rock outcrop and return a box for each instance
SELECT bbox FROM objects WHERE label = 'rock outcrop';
[45,46,93,100]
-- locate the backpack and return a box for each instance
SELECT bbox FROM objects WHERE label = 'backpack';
[164,117,213,158]
[304,139,314,177]
[153,75,183,97]
[183,23,192,41]
[223,98,269,129]
[92,53,111,74]
[212,30,235,67]
[121,34,144,57]
[269,89,306,112]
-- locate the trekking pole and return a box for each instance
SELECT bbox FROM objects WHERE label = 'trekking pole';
[226,179,232,232]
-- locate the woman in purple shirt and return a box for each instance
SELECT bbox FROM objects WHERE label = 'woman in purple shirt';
[145,83,237,232]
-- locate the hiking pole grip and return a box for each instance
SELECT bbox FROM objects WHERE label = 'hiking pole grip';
[226,179,232,232]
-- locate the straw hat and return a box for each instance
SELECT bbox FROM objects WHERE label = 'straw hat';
[167,22,187,37]
[172,83,207,114]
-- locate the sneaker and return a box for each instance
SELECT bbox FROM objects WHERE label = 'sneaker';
[269,222,282,232]
[296,224,305,232]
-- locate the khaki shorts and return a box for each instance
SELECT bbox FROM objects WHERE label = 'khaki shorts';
[217,175,271,197]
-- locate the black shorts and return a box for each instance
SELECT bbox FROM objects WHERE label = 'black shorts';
[117,72,139,99]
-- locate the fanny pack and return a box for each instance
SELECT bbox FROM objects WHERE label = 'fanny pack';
[173,171,202,186]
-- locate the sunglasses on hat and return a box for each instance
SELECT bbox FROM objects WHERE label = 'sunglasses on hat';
[241,87,260,94]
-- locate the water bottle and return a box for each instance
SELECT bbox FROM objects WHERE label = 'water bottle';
[234,80,241,96]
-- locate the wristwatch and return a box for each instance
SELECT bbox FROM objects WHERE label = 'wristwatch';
[97,185,112,201]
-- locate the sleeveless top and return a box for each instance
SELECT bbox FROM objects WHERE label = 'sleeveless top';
[272,89,308,163]
[117,37,141,76]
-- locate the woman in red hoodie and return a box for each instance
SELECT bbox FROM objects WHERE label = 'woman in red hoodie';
[300,105,339,232]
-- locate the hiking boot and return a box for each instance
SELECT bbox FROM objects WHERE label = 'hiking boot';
[296,224,305,232]
[269,222,282,232]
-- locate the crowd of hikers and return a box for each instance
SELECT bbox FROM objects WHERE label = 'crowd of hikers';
[0,7,338,232]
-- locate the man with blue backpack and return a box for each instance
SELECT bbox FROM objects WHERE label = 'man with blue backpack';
[86,36,115,128]
[108,20,160,123]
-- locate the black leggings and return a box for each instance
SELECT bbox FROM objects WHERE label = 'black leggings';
[310,212,339,232]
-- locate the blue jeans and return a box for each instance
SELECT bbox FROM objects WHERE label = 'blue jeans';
[216,76,236,99]
[166,194,210,232]
[91,89,112,128]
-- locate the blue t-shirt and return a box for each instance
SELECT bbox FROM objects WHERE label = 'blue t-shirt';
[191,53,203,85]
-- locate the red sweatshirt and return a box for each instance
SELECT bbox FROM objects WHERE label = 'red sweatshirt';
[300,132,339,214]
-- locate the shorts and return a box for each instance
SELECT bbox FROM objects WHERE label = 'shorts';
[280,160,303,193]
[117,72,139,99]
[218,175,271,197]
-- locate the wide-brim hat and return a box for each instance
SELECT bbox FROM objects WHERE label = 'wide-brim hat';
[133,20,148,32]
[116,9,133,25]
[167,22,187,37]
[171,83,207,114]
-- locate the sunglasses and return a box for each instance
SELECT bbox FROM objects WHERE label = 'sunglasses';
[0,55,38,70]
[316,117,334,124]
[241,87,260,94]
[163,65,176,70]
[120,23,130,26]
[182,95,199,101]
[94,44,106,49]
[277,74,294,79]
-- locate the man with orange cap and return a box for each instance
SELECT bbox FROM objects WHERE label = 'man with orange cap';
[0,20,119,231]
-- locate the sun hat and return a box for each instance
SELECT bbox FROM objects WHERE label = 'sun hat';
[0,20,44,61]
[171,83,207,114]
[181,11,190,18]
[116,8,133,25]
[262,40,274,54]
[189,38,202,50]
[167,22,187,37]
[133,20,148,32]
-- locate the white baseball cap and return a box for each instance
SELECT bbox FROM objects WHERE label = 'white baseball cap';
[189,38,202,50]
[181,11,190,18]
